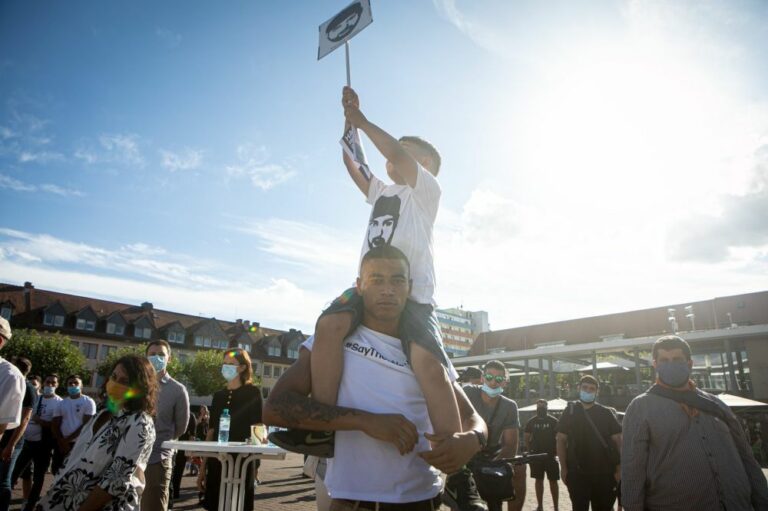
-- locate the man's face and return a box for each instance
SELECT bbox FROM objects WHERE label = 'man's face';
[653,348,692,370]
[328,11,360,41]
[483,367,507,390]
[45,376,58,389]
[29,379,40,392]
[580,382,598,395]
[367,214,396,248]
[356,257,411,322]
[147,343,171,361]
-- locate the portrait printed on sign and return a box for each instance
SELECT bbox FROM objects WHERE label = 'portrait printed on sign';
[326,3,363,42]
[367,195,401,249]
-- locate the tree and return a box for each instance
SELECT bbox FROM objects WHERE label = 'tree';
[184,349,226,397]
[96,343,184,380]
[0,329,86,386]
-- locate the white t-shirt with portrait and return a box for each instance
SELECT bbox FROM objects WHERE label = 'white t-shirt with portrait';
[55,395,96,438]
[361,164,440,305]
[303,326,457,503]
[25,394,62,441]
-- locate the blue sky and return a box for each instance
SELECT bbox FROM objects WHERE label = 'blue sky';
[1,0,767,333]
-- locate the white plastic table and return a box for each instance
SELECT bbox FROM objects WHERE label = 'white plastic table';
[162,440,286,511]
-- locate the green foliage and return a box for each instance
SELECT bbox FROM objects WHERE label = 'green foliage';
[96,343,184,380]
[0,329,86,386]
[183,348,226,396]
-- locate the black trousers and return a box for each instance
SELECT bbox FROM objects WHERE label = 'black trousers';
[11,439,54,511]
[565,472,617,511]
[171,449,186,499]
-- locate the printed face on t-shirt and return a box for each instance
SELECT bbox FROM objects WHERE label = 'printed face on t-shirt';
[368,214,396,248]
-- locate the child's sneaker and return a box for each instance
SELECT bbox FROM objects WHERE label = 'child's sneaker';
[268,429,335,458]
[442,466,488,511]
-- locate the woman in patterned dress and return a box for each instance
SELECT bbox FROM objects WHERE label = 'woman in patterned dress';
[37,355,157,511]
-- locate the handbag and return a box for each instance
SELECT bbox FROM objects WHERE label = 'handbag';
[579,403,621,466]
[469,398,516,501]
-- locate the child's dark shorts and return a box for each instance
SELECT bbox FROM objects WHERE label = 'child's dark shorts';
[318,287,451,368]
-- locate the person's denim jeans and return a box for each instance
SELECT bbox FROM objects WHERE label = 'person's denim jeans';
[0,440,24,511]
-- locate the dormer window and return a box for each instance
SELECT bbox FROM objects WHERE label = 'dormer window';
[135,326,152,339]
[76,318,96,331]
[168,331,185,344]
[0,305,12,320]
[44,312,65,327]
[267,341,281,357]
[106,322,125,335]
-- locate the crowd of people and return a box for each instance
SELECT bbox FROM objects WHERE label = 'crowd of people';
[0,317,263,511]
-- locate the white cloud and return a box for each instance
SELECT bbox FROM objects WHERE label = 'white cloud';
[159,148,202,172]
[75,133,145,168]
[0,174,84,197]
[18,150,64,164]
[0,97,64,165]
[225,143,296,190]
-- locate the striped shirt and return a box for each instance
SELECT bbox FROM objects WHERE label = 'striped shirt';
[621,390,768,511]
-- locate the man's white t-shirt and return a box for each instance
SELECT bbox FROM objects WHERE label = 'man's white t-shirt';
[0,357,25,429]
[55,395,96,438]
[304,326,458,503]
[362,164,440,305]
[25,395,62,441]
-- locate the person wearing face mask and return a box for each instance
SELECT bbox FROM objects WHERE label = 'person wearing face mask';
[460,360,522,511]
[197,348,262,511]
[51,375,95,475]
[142,340,189,511]
[556,375,621,511]
[38,355,157,511]
[621,336,768,511]
[12,374,63,511]
[524,399,560,511]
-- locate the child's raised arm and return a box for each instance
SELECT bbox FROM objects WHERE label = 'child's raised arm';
[343,86,419,188]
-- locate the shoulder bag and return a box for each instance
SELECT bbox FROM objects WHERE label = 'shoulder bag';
[469,398,516,501]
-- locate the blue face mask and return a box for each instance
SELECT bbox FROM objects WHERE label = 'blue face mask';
[148,355,168,373]
[657,361,691,387]
[221,365,239,382]
[43,386,56,396]
[67,385,80,396]
[481,383,504,398]
[579,390,596,403]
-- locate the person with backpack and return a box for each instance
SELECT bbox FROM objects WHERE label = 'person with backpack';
[556,375,622,511]
[621,335,768,511]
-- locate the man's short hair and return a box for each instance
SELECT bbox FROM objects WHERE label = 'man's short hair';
[12,356,32,376]
[360,245,411,277]
[537,398,547,406]
[652,335,692,361]
[46,373,59,382]
[66,374,82,384]
[580,375,599,388]
[399,136,441,175]
[146,339,172,356]
[28,375,41,385]
[483,360,507,374]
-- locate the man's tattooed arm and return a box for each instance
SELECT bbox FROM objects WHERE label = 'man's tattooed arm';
[265,390,364,429]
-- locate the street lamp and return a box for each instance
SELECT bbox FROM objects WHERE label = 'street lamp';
[685,305,695,331]
[667,308,678,333]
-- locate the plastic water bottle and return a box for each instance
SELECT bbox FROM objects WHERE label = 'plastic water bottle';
[218,409,230,444]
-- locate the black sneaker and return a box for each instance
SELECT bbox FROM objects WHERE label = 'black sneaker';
[268,429,335,458]
[443,466,488,511]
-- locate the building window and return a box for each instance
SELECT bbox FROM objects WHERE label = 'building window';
[267,344,281,357]
[44,313,65,327]
[263,365,272,378]
[287,345,299,359]
[106,322,125,335]
[135,326,152,339]
[168,331,185,344]
[0,306,11,320]
[80,342,98,360]
[274,367,282,378]
[99,345,117,360]
[76,318,96,331]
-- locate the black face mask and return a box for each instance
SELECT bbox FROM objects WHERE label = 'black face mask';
[536,407,546,417]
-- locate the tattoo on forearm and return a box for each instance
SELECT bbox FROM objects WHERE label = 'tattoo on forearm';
[271,391,361,426]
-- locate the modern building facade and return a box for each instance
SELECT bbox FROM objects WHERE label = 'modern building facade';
[0,281,305,398]
[437,307,490,357]
[457,290,768,408]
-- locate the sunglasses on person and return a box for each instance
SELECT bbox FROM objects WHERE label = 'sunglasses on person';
[484,373,505,383]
